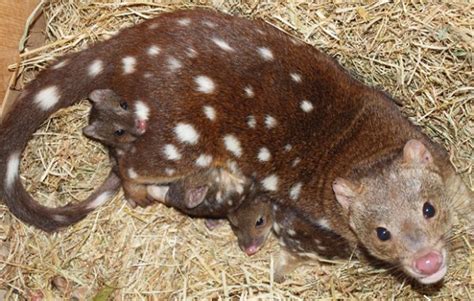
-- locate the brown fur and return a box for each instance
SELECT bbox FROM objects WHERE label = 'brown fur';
[0,10,470,284]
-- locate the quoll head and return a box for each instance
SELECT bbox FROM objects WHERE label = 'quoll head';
[333,139,452,284]
[228,193,273,256]
[83,89,147,150]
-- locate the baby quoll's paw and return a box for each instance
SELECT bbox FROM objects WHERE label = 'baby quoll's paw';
[204,219,224,230]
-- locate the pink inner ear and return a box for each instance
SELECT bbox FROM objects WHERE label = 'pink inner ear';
[403,139,433,165]
[89,90,105,103]
[332,178,355,211]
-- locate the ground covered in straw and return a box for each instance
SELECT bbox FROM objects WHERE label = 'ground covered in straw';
[1,1,472,300]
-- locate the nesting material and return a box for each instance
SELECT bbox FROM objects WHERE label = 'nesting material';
[0,1,472,299]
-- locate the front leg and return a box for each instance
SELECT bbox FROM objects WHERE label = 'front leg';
[274,247,302,283]
[122,179,155,208]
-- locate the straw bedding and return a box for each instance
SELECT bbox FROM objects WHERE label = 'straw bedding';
[1,1,472,299]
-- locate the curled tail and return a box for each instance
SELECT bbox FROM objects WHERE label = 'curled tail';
[0,40,121,232]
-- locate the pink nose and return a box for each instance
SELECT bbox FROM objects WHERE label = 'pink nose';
[245,245,259,256]
[136,120,147,134]
[414,251,443,275]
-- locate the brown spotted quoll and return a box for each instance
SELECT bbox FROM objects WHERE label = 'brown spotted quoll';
[0,10,471,284]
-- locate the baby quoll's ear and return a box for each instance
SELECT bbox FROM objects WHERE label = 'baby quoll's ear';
[82,124,99,140]
[332,177,361,211]
[403,139,433,165]
[184,185,209,209]
[88,89,114,103]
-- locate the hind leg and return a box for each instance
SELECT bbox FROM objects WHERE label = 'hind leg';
[122,180,155,208]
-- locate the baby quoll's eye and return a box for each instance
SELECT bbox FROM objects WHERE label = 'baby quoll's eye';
[255,216,265,227]
[114,129,125,136]
[423,202,436,219]
[120,101,128,110]
[376,227,391,241]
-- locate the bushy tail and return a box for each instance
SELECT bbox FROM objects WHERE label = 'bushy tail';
[0,42,120,232]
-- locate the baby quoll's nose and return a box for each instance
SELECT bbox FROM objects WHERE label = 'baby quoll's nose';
[414,251,443,275]
[136,120,147,134]
[245,245,259,256]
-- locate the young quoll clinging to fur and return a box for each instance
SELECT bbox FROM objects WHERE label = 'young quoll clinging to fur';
[147,168,274,256]
[83,89,147,152]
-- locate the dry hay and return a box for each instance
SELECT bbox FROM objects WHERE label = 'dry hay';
[0,0,472,300]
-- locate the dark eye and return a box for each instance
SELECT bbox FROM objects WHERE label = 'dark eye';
[423,202,436,219]
[255,216,265,227]
[376,227,391,241]
[120,101,128,110]
[114,129,125,136]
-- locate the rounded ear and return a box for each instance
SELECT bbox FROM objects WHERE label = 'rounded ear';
[403,139,433,165]
[89,89,114,103]
[185,185,209,209]
[82,124,99,139]
[332,177,361,211]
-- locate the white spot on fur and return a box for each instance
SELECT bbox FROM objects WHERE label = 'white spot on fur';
[203,20,216,28]
[258,47,274,61]
[186,47,198,58]
[244,86,254,98]
[195,154,213,167]
[148,23,159,29]
[34,86,60,110]
[86,191,112,210]
[284,144,292,152]
[163,144,181,161]
[273,222,281,234]
[258,47,273,61]
[178,18,191,26]
[261,174,278,191]
[212,38,234,52]
[264,115,277,128]
[88,59,103,77]
[5,152,20,189]
[53,215,68,222]
[144,72,152,78]
[167,56,182,72]
[122,56,136,74]
[317,218,331,230]
[174,123,199,145]
[203,106,216,121]
[226,160,240,174]
[147,45,161,56]
[287,229,296,236]
[279,239,286,247]
[289,182,303,200]
[314,238,321,244]
[290,73,302,83]
[257,147,271,162]
[128,168,138,179]
[223,135,242,157]
[317,245,327,251]
[134,101,150,121]
[147,185,169,201]
[52,59,68,69]
[300,100,314,112]
[165,168,176,176]
[212,37,234,52]
[247,115,256,128]
[292,157,301,167]
[195,75,215,94]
